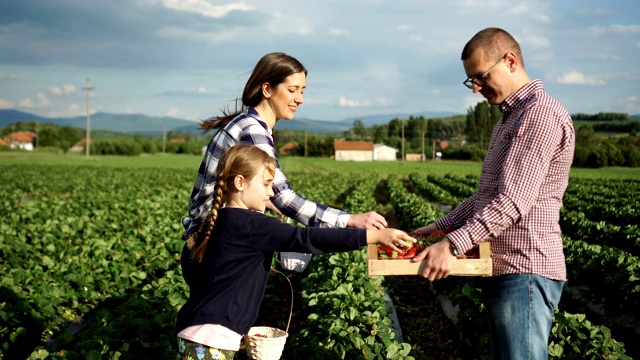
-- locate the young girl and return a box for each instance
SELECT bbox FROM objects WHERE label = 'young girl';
[176,143,414,359]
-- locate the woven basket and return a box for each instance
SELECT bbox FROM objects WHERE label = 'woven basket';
[243,326,288,360]
[243,269,293,360]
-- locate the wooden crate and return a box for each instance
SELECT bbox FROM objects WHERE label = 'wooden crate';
[367,242,492,277]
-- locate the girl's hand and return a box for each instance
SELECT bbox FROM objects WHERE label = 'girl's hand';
[366,228,415,252]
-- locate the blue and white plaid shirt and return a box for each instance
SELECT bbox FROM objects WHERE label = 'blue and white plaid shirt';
[182,107,350,240]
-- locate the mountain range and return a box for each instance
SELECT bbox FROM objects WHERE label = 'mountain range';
[0,109,460,135]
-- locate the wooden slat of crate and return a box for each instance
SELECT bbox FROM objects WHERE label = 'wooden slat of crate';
[367,242,492,277]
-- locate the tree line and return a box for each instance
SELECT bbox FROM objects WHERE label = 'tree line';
[2,106,639,167]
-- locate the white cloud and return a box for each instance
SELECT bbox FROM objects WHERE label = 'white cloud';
[49,84,76,96]
[339,96,371,107]
[162,0,253,18]
[464,95,484,110]
[267,12,314,35]
[46,103,83,118]
[328,28,350,36]
[0,73,21,80]
[397,25,415,31]
[166,107,182,117]
[610,24,640,34]
[37,93,51,106]
[157,26,236,43]
[302,97,331,106]
[556,70,605,85]
[338,96,390,108]
[375,97,391,106]
[18,98,36,108]
[0,98,13,109]
[522,34,550,50]
[590,24,640,36]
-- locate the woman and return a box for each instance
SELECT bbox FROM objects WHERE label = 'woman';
[182,52,387,243]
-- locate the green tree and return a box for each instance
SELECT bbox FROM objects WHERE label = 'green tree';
[465,100,501,148]
[351,119,367,139]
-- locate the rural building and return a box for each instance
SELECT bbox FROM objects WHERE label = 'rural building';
[334,140,374,161]
[3,131,36,151]
[0,138,8,147]
[334,140,398,162]
[405,153,425,161]
[373,144,398,161]
[69,139,87,152]
[279,141,299,155]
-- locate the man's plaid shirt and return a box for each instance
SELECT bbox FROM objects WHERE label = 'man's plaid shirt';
[437,80,575,281]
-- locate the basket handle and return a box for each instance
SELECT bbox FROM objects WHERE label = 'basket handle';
[270,268,294,333]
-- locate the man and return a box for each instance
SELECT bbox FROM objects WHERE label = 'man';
[412,27,575,359]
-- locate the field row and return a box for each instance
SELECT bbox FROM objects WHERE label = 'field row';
[1,164,638,359]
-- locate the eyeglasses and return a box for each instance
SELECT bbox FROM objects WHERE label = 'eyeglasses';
[463,54,506,89]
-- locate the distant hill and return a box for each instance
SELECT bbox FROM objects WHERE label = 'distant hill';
[338,111,461,127]
[0,109,461,135]
[0,110,198,134]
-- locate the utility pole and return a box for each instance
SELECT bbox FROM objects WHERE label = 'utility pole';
[421,129,425,161]
[163,123,167,154]
[401,120,405,162]
[304,130,307,157]
[83,78,94,158]
[432,139,436,161]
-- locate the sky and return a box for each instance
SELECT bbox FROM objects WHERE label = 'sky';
[0,0,639,123]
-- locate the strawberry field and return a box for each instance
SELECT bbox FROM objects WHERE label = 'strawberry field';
[1,157,639,359]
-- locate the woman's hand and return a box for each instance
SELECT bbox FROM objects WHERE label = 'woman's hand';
[366,228,415,252]
[347,211,388,229]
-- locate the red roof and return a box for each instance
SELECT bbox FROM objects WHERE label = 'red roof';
[279,141,299,154]
[0,138,8,147]
[73,139,87,147]
[334,140,374,151]
[4,131,36,143]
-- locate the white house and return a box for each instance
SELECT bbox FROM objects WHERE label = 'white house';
[334,140,374,161]
[4,131,35,151]
[334,140,398,161]
[373,144,398,161]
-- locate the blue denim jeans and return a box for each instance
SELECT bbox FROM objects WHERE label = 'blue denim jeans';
[482,274,564,360]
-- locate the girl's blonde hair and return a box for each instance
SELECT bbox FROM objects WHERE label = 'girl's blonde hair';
[187,143,276,262]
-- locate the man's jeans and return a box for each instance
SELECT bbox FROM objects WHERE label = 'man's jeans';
[482,274,564,360]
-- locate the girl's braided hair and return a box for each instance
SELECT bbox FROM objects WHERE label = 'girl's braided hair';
[186,143,276,262]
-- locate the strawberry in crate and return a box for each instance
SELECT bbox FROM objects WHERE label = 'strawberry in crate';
[377,227,480,260]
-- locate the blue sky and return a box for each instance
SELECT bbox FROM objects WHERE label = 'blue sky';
[1,0,639,122]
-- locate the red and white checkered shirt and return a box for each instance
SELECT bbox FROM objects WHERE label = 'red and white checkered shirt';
[436,80,575,281]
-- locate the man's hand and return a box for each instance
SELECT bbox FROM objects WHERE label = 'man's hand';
[347,211,388,229]
[411,238,457,281]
